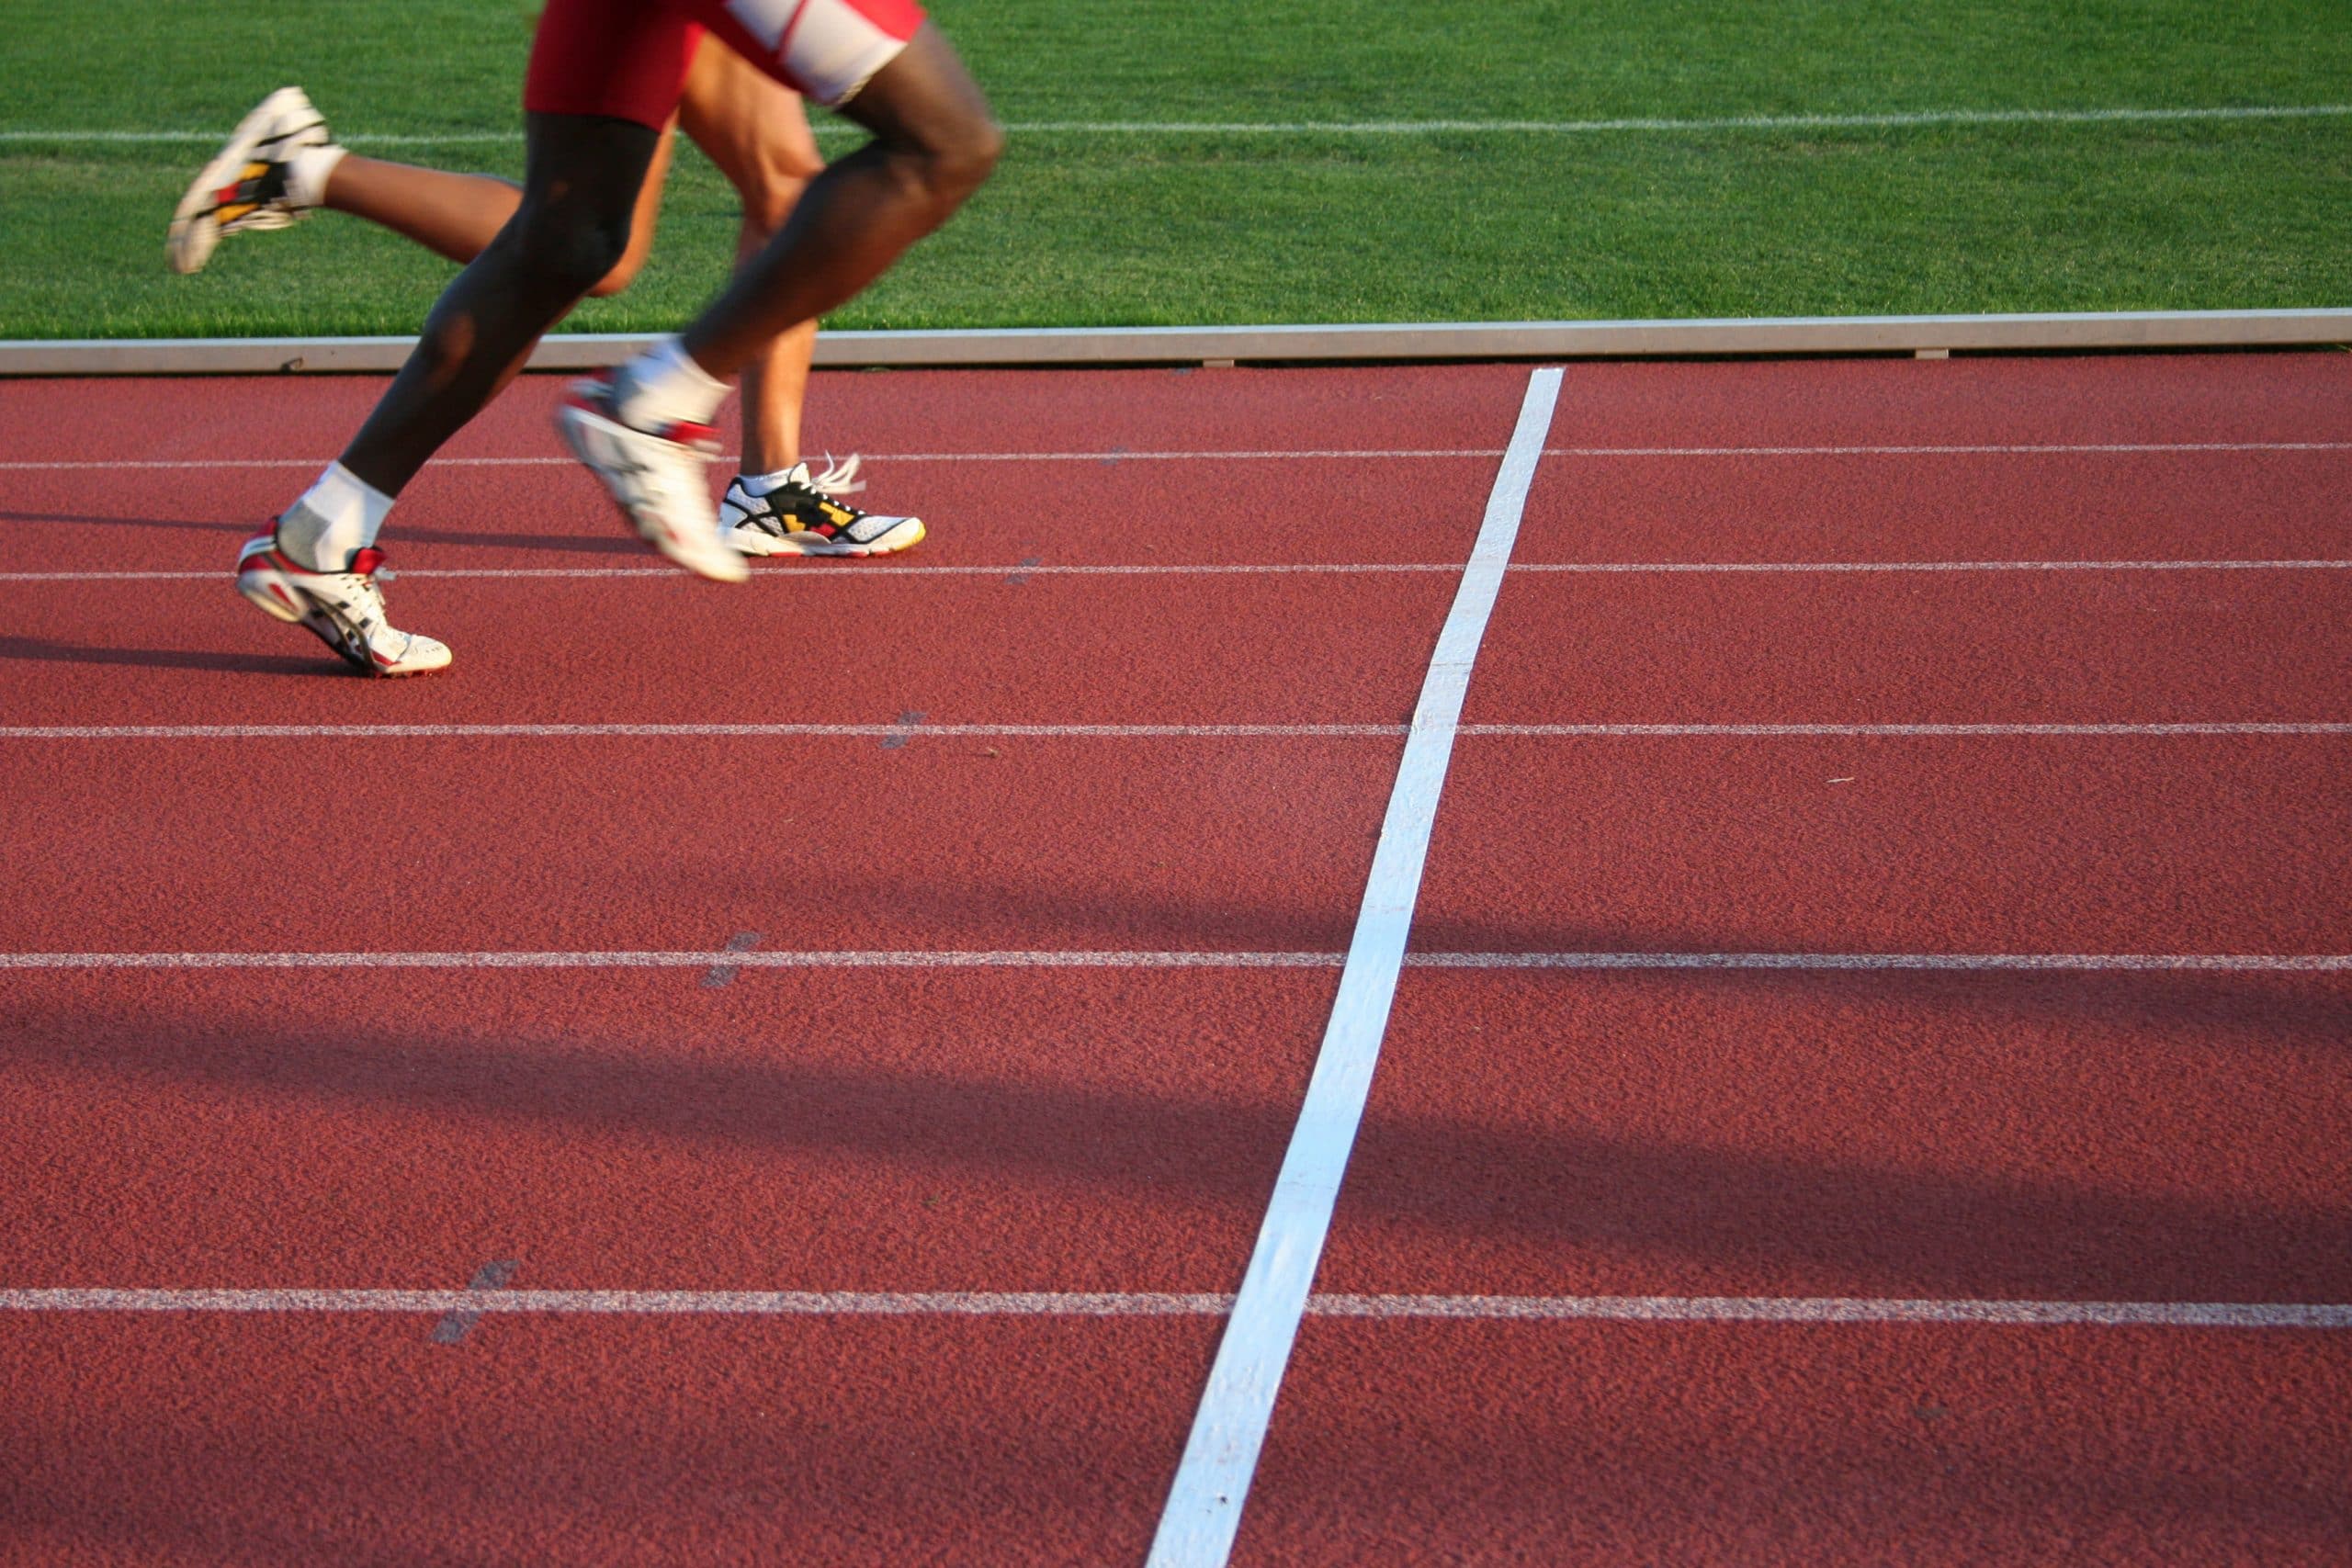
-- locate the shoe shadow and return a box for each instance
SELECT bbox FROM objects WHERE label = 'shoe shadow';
[0,635,345,678]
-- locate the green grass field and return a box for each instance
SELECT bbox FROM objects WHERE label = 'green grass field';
[2,0,2347,337]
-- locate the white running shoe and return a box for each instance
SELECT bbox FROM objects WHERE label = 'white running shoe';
[236,533,451,676]
[721,456,927,558]
[168,86,334,275]
[556,370,749,583]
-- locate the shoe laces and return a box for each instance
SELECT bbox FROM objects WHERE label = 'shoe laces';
[803,453,866,496]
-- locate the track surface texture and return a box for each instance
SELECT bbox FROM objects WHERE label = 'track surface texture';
[2,355,2348,1564]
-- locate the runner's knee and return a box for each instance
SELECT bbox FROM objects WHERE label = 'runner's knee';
[511,201,638,299]
[888,107,1001,214]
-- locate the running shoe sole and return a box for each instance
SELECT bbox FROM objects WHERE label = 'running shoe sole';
[729,515,926,558]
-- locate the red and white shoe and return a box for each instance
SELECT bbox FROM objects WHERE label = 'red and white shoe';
[556,370,749,583]
[236,533,451,676]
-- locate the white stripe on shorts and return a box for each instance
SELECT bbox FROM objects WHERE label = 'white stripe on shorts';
[727,0,912,106]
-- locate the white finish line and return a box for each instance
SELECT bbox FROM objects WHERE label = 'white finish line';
[1148,367,1563,1564]
[1,1289,2345,1328]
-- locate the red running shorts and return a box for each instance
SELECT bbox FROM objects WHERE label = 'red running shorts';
[525,0,926,124]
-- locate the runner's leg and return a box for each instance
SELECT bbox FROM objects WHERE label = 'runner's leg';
[676,23,998,382]
[677,40,823,470]
[321,131,676,297]
[335,111,660,498]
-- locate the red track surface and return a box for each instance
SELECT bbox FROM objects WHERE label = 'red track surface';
[3,355,2348,1562]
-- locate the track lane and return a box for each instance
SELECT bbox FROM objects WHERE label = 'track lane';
[1537,353,2352,449]
[0,364,1532,468]
[1239,1322,2352,1564]
[1414,734,2350,956]
[0,968,1324,1291]
[1467,570,2352,724]
[0,570,1455,725]
[0,734,1398,953]
[1317,968,2352,1303]
[1,1314,1210,1564]
[0,454,1503,576]
[1520,447,2352,566]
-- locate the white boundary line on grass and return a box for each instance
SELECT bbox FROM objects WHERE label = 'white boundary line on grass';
[0,1288,2346,1327]
[1,950,2346,972]
[1148,367,1563,1566]
[3,723,2346,741]
[4,441,2348,471]
[6,103,2348,145]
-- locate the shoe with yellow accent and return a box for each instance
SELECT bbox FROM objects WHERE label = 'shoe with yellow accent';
[236,531,451,677]
[168,87,334,275]
[721,456,926,558]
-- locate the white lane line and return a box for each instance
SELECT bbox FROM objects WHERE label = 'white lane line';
[1311,1296,2352,1326]
[1548,442,2352,457]
[1465,723,2352,736]
[1148,367,1563,1567]
[6,722,2345,741]
[1413,952,2352,972]
[0,723,1400,739]
[0,950,1344,970]
[5,558,2350,584]
[6,103,2347,145]
[2,441,2345,471]
[1,1289,2346,1326]
[0,450,1492,469]
[1509,559,2352,574]
[2,950,2344,973]
[0,564,1469,581]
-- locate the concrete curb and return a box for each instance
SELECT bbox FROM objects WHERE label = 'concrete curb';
[2,310,2347,375]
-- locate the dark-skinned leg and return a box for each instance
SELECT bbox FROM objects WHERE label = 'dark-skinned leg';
[561,25,995,583]
[336,112,660,497]
[678,24,1000,380]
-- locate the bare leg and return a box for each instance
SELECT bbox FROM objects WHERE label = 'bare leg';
[676,42,824,473]
[737,252,818,473]
[338,113,659,495]
[322,157,518,265]
[322,131,676,297]
[679,25,999,382]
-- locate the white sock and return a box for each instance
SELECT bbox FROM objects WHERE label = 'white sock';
[276,461,395,570]
[740,466,806,497]
[284,143,348,210]
[611,337,729,433]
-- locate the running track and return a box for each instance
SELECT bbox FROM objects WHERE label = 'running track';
[1,354,2347,1562]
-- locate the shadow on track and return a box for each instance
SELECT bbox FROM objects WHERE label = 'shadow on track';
[0,509,641,558]
[8,969,2350,1304]
[0,634,340,677]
